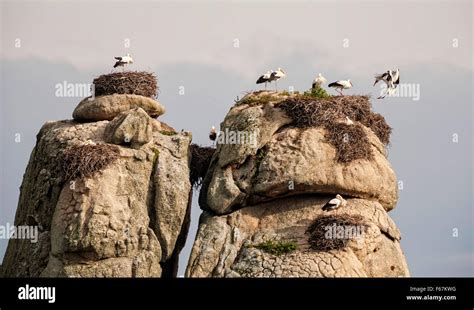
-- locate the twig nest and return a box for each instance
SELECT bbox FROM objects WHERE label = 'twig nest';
[73,94,165,122]
[93,71,158,98]
[104,107,153,149]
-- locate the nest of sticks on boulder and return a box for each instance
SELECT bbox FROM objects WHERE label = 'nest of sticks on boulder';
[61,144,120,181]
[92,71,158,98]
[306,214,368,252]
[277,96,391,163]
[190,144,215,188]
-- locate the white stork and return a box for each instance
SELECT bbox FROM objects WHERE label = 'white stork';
[328,79,352,95]
[209,126,217,146]
[256,71,272,90]
[322,194,347,211]
[113,53,134,71]
[374,69,400,99]
[270,68,286,91]
[312,73,327,89]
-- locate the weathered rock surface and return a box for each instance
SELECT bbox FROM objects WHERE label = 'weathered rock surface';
[73,94,165,122]
[200,92,398,214]
[188,91,408,278]
[1,118,191,277]
[104,107,153,149]
[186,196,409,278]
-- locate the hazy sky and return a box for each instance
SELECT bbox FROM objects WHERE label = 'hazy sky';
[1,0,472,276]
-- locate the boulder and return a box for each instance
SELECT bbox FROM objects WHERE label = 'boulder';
[186,196,410,277]
[188,91,408,278]
[1,119,192,278]
[72,94,165,122]
[200,92,398,214]
[104,107,153,149]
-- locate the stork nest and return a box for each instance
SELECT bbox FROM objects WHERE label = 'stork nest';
[61,144,120,181]
[306,214,368,252]
[325,123,373,163]
[277,95,391,163]
[190,144,215,188]
[92,71,158,98]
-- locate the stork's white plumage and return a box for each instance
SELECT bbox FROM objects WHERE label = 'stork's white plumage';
[390,68,400,87]
[83,139,96,146]
[270,68,286,90]
[256,71,272,90]
[312,73,327,89]
[113,53,134,71]
[328,79,352,95]
[322,194,347,211]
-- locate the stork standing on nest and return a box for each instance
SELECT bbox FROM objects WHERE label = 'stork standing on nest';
[209,126,217,146]
[328,79,352,95]
[113,53,134,71]
[322,194,347,211]
[312,73,327,89]
[256,71,272,90]
[270,68,286,91]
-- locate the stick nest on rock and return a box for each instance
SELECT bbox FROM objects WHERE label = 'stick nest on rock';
[92,71,158,98]
[61,144,120,181]
[190,144,215,188]
[277,95,391,162]
[306,214,368,252]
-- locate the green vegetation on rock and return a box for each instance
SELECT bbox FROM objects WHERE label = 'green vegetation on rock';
[160,130,177,136]
[254,239,298,256]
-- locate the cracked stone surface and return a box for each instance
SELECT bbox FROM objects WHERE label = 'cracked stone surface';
[186,196,409,278]
[1,116,192,277]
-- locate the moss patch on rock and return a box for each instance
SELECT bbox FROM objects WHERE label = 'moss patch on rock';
[159,130,177,136]
[254,239,298,256]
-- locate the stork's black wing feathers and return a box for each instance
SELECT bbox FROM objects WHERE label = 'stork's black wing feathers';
[328,81,342,87]
[256,75,268,84]
[322,200,336,211]
[114,57,122,60]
